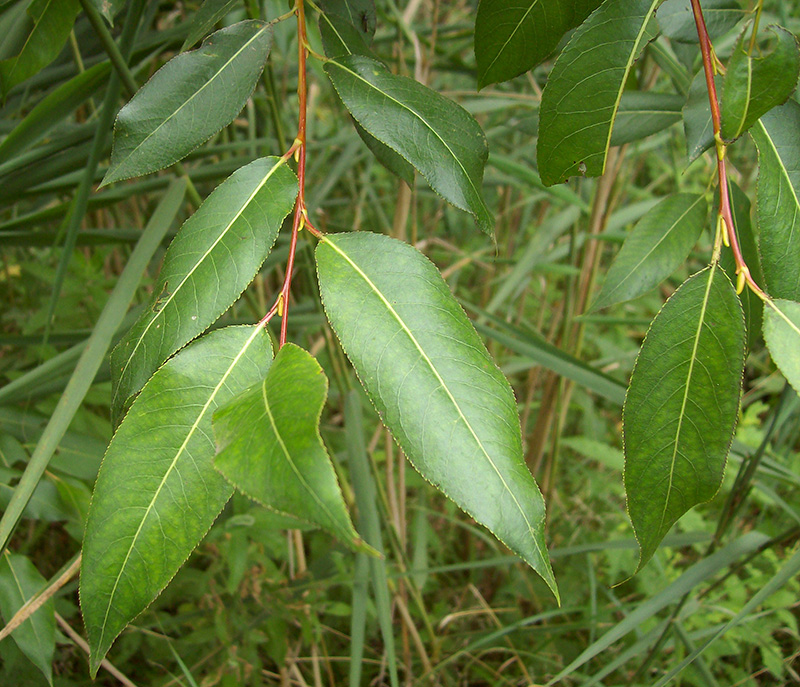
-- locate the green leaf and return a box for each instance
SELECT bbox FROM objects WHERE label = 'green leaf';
[102,20,272,185]
[473,0,603,89]
[682,69,721,161]
[0,552,55,684]
[0,0,80,96]
[110,157,297,424]
[763,299,800,395]
[81,326,273,674]
[610,91,684,146]
[537,0,661,186]
[316,232,557,597]
[720,26,800,141]
[0,61,110,164]
[657,0,744,43]
[624,266,745,570]
[324,55,493,234]
[318,0,376,40]
[182,0,240,50]
[719,182,762,348]
[214,343,372,554]
[591,193,707,311]
[751,99,800,301]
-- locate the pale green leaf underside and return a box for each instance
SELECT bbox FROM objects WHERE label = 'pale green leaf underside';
[720,26,800,142]
[102,20,272,184]
[474,0,603,89]
[0,552,55,684]
[324,56,493,234]
[316,232,556,597]
[81,326,273,674]
[537,0,661,186]
[214,343,371,553]
[764,299,800,395]
[751,99,800,301]
[624,266,745,570]
[110,157,297,424]
[591,193,707,311]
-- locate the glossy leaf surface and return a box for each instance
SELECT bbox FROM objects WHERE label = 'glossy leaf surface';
[214,343,369,553]
[591,193,707,311]
[324,56,493,233]
[751,99,800,301]
[537,0,660,186]
[764,299,800,395]
[0,552,54,683]
[720,26,799,141]
[0,0,79,96]
[316,232,556,596]
[102,20,272,184]
[657,0,743,43]
[110,157,297,423]
[82,326,273,673]
[624,266,745,569]
[473,0,603,89]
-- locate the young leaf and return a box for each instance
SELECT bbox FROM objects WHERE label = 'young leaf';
[0,0,80,96]
[657,0,744,43]
[81,326,273,674]
[0,552,55,684]
[102,20,272,185]
[591,193,707,312]
[110,157,297,424]
[763,299,800,395]
[720,26,800,142]
[751,99,800,301]
[474,0,603,89]
[624,266,745,570]
[315,232,557,598]
[214,343,372,554]
[537,0,660,186]
[324,56,493,234]
[610,91,684,146]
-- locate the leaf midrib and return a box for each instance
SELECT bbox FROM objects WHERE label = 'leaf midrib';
[325,237,545,563]
[2,0,57,85]
[329,59,489,222]
[480,0,543,80]
[115,158,286,403]
[109,22,269,179]
[657,267,716,537]
[97,326,263,653]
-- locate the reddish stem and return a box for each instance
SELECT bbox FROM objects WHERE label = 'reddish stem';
[690,0,766,299]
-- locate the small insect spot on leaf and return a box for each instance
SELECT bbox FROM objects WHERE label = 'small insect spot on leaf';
[578,161,587,175]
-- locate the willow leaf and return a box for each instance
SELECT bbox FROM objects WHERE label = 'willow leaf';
[214,343,372,554]
[474,0,603,89]
[537,0,661,186]
[751,99,800,301]
[324,56,493,234]
[763,299,800,395]
[111,157,297,424]
[657,0,743,43]
[591,193,707,311]
[81,326,273,674]
[102,20,272,184]
[720,26,800,141]
[316,232,557,597]
[624,266,745,570]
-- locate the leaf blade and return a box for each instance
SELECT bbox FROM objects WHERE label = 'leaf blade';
[102,20,272,184]
[537,0,661,186]
[324,56,493,233]
[763,299,800,395]
[624,266,745,570]
[81,326,273,673]
[316,232,556,596]
[110,157,297,423]
[214,343,370,553]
